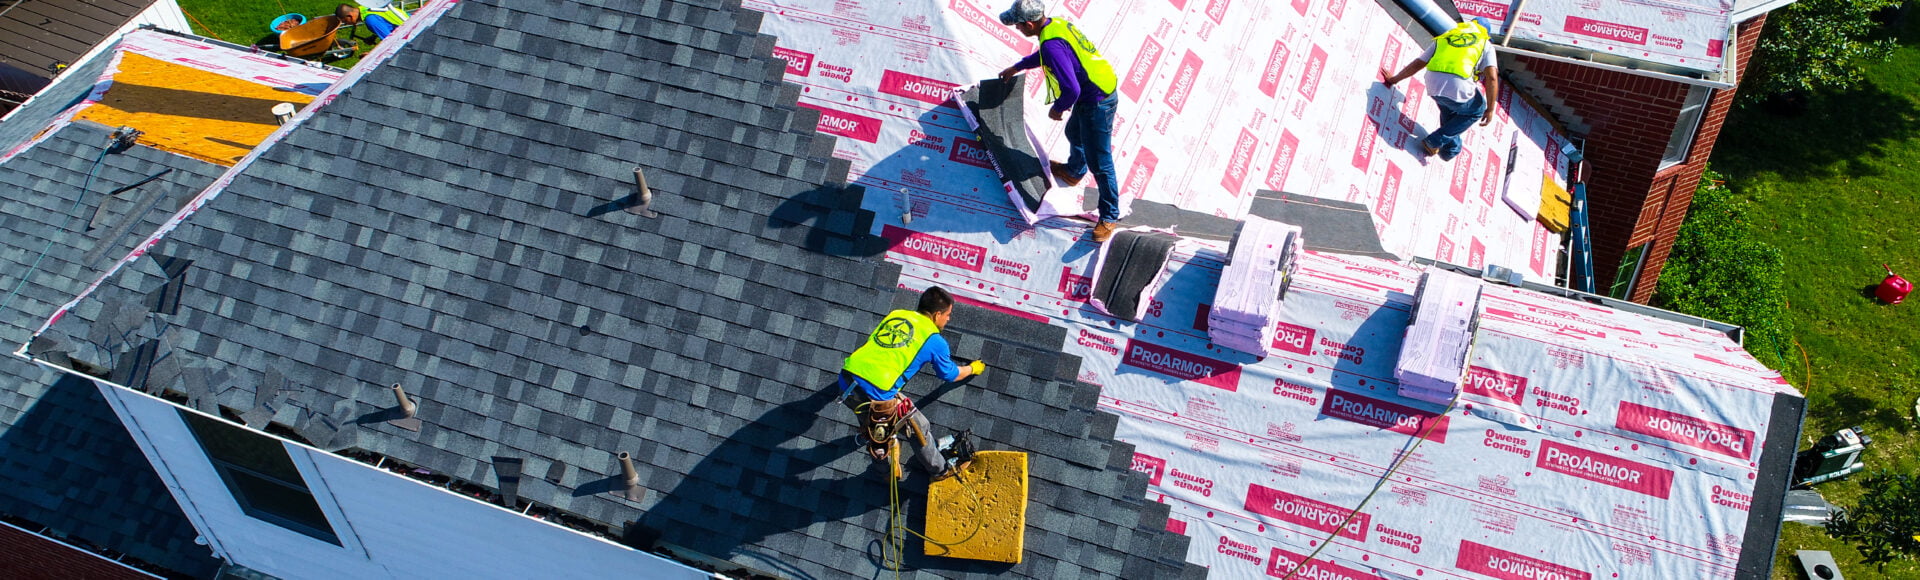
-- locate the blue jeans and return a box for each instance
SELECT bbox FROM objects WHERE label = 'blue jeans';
[1064,92,1121,222]
[367,14,400,39]
[1422,93,1486,161]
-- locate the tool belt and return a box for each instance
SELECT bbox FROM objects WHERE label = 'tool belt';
[858,396,918,461]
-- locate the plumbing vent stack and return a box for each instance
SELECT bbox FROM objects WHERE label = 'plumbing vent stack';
[629,167,658,218]
[272,102,297,125]
[388,383,421,431]
[615,451,646,502]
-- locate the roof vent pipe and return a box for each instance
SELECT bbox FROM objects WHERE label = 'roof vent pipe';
[1394,0,1459,37]
[628,167,658,218]
[388,383,422,431]
[615,451,647,502]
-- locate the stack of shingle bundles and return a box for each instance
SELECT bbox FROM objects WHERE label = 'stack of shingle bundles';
[1207,217,1303,355]
[1394,267,1485,406]
[1089,228,1181,321]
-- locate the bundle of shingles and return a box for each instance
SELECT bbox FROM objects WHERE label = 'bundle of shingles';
[1207,216,1303,355]
[1394,267,1485,405]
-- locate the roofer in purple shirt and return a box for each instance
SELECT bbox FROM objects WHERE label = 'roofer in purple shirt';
[996,0,1124,243]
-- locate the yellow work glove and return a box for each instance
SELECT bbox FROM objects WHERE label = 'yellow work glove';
[968,360,986,377]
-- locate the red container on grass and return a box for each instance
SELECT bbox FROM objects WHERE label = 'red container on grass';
[1878,264,1911,304]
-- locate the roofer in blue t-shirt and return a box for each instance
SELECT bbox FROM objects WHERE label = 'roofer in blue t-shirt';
[996,0,1124,243]
[839,286,984,482]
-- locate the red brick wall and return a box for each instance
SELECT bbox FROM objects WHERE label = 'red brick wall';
[1516,15,1767,303]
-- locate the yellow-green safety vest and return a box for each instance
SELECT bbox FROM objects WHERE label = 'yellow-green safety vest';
[1426,21,1489,80]
[1036,18,1118,103]
[367,4,408,25]
[843,310,939,393]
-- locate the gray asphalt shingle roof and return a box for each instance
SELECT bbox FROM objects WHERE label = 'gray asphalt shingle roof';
[38,0,1205,577]
[0,120,223,577]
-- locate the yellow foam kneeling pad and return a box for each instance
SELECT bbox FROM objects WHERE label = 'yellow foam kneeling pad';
[1537,175,1572,233]
[923,450,1026,563]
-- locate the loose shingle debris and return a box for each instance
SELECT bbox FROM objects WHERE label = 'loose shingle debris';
[0,119,229,576]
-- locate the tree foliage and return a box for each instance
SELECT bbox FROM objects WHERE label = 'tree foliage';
[1653,169,1795,373]
[1827,470,1920,566]
[1745,0,1899,101]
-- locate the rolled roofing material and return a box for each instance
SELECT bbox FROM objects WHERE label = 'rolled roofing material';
[1088,228,1179,321]
[958,76,1053,222]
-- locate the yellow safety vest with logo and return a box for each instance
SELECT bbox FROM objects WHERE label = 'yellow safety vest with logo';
[368,4,408,24]
[843,309,939,393]
[1426,21,1489,80]
[1036,18,1119,103]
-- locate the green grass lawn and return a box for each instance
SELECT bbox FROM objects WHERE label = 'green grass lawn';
[1711,14,1920,580]
[174,0,376,68]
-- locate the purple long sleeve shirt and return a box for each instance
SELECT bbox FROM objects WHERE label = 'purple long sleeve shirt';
[1014,35,1108,117]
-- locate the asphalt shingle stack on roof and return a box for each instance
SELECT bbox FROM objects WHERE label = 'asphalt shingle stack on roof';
[0,121,224,577]
[42,0,1204,577]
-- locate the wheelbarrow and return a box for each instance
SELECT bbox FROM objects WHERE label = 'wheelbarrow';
[278,15,358,60]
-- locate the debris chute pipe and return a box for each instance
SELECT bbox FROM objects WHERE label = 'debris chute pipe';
[1396,0,1458,37]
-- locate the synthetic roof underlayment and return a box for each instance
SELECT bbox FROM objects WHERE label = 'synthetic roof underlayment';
[755,0,1800,578]
[1456,0,1735,74]
[758,0,1571,287]
[16,2,1795,580]
[21,0,1203,578]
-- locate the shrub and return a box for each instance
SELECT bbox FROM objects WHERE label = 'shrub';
[1827,470,1920,566]
[1653,169,1796,373]
[1744,0,1900,103]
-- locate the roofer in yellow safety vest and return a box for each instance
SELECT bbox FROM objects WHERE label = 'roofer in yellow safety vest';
[1381,18,1500,162]
[996,0,1125,243]
[839,286,983,482]
[336,0,408,41]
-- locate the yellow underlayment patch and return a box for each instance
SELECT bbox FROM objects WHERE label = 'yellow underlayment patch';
[1537,174,1572,233]
[923,450,1027,563]
[75,53,314,166]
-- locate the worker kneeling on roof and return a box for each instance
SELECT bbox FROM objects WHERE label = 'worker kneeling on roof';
[336,0,408,40]
[1381,17,1498,162]
[996,0,1124,243]
[839,287,982,482]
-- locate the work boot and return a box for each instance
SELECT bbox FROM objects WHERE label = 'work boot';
[1050,161,1084,187]
[1090,220,1118,243]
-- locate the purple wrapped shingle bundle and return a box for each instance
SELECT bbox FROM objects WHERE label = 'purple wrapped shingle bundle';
[1394,267,1485,405]
[1207,217,1303,355]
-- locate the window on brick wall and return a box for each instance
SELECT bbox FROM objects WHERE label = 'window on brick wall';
[179,409,341,545]
[1661,86,1713,168]
[1608,242,1652,299]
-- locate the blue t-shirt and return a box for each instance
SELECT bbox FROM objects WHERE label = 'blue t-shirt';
[845,333,960,401]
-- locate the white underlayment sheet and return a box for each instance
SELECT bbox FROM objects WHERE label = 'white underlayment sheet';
[1455,0,1735,74]
[758,1,1787,578]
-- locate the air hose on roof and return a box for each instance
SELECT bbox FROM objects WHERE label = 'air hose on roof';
[0,127,143,316]
[1282,397,1457,580]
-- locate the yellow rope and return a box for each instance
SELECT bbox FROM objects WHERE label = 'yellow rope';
[879,406,985,575]
[178,7,222,42]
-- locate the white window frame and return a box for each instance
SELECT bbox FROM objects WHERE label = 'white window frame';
[1661,86,1714,169]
